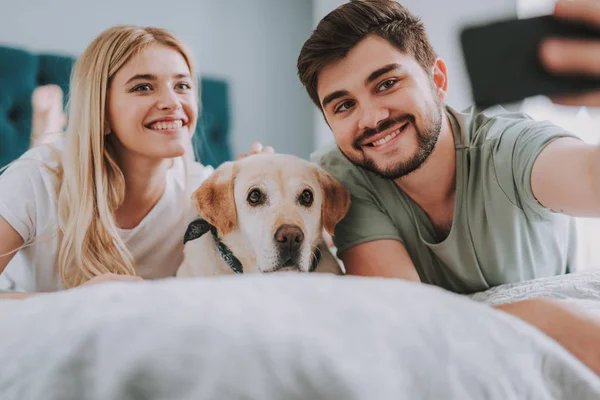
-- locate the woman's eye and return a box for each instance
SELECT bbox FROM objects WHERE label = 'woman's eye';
[176,82,192,90]
[247,189,265,206]
[299,189,314,207]
[335,100,355,114]
[132,84,152,92]
[377,79,397,92]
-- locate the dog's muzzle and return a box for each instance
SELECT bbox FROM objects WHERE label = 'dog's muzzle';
[184,218,320,274]
[273,224,305,270]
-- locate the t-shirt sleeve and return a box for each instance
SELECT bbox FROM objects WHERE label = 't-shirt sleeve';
[0,160,43,243]
[0,144,62,243]
[188,161,214,190]
[311,146,403,255]
[491,116,579,219]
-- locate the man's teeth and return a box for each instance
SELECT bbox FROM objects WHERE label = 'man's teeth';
[148,120,183,130]
[372,125,404,147]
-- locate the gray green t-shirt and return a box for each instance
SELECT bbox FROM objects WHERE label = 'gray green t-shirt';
[313,105,579,294]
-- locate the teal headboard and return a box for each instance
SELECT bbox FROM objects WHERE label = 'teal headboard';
[0,45,232,168]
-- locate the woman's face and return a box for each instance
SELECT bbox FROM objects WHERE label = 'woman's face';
[107,43,197,161]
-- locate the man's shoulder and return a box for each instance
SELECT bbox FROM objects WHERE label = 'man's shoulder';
[454,104,566,145]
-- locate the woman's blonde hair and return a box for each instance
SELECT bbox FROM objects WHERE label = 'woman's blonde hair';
[58,25,197,288]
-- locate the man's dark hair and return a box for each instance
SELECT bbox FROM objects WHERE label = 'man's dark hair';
[297,0,437,109]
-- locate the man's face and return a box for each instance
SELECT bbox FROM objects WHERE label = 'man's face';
[317,35,445,179]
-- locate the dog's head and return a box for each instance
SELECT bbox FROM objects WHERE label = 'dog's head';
[193,153,350,273]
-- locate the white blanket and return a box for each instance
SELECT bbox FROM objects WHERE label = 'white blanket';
[1,273,599,400]
[471,270,600,314]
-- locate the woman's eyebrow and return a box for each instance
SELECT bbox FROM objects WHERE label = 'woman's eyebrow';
[125,73,191,85]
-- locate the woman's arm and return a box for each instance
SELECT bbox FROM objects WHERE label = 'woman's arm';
[0,216,142,300]
[0,216,34,299]
[0,216,23,277]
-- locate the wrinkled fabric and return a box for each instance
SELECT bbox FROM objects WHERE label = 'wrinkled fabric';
[1,273,599,400]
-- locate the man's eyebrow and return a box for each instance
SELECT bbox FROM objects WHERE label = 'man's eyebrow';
[322,90,349,109]
[125,73,191,85]
[365,63,403,85]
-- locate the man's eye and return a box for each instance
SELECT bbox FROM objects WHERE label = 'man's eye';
[377,79,397,92]
[335,100,355,113]
[132,84,152,92]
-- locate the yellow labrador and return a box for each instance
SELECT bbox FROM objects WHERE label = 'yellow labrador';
[176,153,350,277]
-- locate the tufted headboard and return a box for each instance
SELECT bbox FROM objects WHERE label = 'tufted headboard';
[0,45,232,168]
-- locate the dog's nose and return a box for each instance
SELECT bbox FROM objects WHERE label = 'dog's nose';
[274,224,304,252]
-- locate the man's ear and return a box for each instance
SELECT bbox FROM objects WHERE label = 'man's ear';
[193,161,237,236]
[315,167,351,235]
[432,57,449,101]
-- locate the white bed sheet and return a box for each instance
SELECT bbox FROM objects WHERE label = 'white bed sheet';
[0,273,599,400]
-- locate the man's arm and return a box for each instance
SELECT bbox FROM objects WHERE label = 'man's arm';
[340,239,421,281]
[495,298,600,375]
[531,137,600,216]
[342,242,600,375]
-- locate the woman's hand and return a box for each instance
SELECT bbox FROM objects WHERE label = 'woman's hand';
[539,0,600,106]
[236,142,275,160]
[81,273,143,286]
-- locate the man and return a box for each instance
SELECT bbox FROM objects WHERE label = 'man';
[298,0,597,294]
[292,0,600,376]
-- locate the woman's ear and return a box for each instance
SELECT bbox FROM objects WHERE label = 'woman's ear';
[104,119,111,135]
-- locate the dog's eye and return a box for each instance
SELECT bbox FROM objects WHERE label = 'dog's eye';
[247,189,264,206]
[299,189,313,207]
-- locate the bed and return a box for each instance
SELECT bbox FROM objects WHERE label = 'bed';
[0,271,599,399]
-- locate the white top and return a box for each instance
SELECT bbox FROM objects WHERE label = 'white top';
[0,143,213,292]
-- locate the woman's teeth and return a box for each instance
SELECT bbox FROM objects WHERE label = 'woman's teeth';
[148,119,183,130]
[371,123,407,147]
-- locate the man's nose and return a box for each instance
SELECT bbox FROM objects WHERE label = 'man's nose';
[358,103,390,131]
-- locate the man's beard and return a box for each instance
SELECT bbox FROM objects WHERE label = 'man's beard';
[344,98,443,180]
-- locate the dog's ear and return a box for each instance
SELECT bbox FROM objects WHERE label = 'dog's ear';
[315,167,351,236]
[193,161,238,236]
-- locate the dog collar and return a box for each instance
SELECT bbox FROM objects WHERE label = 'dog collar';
[184,217,243,274]
[183,217,321,274]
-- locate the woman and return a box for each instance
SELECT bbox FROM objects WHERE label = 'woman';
[0,25,217,297]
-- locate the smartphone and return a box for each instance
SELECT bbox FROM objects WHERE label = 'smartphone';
[460,14,600,107]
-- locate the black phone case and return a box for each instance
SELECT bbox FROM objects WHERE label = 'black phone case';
[460,15,600,107]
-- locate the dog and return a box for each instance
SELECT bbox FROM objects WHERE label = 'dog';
[176,153,351,277]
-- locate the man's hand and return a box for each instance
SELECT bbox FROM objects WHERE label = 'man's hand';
[236,142,275,160]
[539,0,600,106]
